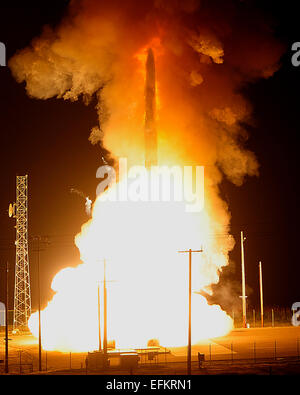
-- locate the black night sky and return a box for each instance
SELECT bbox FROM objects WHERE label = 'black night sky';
[0,0,299,316]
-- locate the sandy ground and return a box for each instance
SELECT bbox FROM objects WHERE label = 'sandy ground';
[1,326,300,374]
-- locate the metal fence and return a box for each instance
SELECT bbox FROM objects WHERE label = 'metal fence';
[1,339,300,374]
[0,304,298,374]
[232,306,294,328]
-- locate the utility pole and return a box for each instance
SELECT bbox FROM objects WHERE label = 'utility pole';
[240,231,247,328]
[178,248,203,375]
[99,259,115,364]
[32,236,49,372]
[103,259,107,360]
[5,262,9,374]
[98,281,102,352]
[259,261,264,327]
[37,236,42,371]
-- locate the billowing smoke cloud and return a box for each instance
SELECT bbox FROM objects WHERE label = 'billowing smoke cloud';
[9,0,283,180]
[9,0,283,308]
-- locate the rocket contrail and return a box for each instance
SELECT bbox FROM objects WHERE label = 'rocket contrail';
[70,188,92,216]
[70,188,85,199]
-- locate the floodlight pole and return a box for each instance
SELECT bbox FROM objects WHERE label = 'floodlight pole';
[103,259,107,357]
[98,281,102,352]
[259,261,264,327]
[37,236,42,371]
[241,231,247,328]
[178,248,203,375]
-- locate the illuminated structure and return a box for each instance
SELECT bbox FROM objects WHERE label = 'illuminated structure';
[9,175,31,329]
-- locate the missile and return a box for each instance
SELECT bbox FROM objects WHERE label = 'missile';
[144,48,158,169]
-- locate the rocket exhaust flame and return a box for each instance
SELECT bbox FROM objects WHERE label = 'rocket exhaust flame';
[29,172,234,351]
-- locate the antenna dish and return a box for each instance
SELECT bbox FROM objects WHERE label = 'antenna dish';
[9,203,15,218]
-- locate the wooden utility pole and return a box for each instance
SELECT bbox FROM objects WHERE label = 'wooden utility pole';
[98,282,102,352]
[240,231,247,328]
[32,236,49,372]
[178,248,203,375]
[103,259,107,357]
[37,237,42,371]
[259,261,264,327]
[5,262,9,374]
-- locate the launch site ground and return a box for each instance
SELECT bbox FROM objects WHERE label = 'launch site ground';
[1,326,300,375]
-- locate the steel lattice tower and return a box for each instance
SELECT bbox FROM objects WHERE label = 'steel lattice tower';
[12,175,31,329]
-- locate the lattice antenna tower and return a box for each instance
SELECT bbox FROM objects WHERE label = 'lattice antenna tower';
[9,175,31,329]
